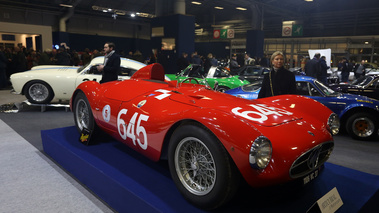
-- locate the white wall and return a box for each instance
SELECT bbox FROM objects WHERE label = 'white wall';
[0,22,53,51]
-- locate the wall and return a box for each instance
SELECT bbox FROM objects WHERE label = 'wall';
[0,22,52,51]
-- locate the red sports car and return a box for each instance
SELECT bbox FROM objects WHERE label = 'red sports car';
[70,63,339,210]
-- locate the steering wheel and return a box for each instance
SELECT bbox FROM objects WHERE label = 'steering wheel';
[180,77,200,84]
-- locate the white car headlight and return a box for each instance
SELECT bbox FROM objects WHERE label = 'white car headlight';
[249,136,272,169]
[328,113,340,135]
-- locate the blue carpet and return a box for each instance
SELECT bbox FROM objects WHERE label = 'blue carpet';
[42,126,379,213]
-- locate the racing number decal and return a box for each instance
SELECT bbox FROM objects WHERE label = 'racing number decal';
[154,89,171,100]
[117,109,149,150]
[232,104,293,122]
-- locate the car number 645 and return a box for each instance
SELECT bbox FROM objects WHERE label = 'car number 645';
[117,109,149,150]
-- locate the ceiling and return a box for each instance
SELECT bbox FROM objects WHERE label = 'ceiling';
[1,0,379,38]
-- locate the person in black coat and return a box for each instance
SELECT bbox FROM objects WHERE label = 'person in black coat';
[318,56,329,85]
[97,42,120,83]
[305,53,321,78]
[258,51,297,98]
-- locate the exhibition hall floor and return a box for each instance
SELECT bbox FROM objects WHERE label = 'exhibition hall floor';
[1,88,379,212]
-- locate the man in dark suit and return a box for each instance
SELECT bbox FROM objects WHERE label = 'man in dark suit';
[97,42,120,83]
[305,53,321,78]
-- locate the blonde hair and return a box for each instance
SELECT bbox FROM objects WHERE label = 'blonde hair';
[270,51,284,62]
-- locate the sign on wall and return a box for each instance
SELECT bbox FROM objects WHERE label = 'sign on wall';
[282,22,303,37]
[213,29,234,39]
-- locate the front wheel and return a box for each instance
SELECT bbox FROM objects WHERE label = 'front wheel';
[24,81,54,104]
[168,124,240,210]
[346,112,378,140]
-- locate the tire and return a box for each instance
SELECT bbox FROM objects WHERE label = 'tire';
[216,86,230,93]
[24,81,54,104]
[346,112,378,140]
[168,124,240,210]
[73,91,96,134]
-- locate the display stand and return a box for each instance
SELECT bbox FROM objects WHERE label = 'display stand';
[41,126,379,213]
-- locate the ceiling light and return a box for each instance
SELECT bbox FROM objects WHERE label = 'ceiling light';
[191,1,202,5]
[131,13,136,17]
[236,7,247,11]
[215,7,224,10]
[365,41,369,44]
[59,4,73,8]
[305,0,313,2]
[102,9,108,13]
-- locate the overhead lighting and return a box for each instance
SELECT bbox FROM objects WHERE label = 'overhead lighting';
[214,6,224,10]
[131,13,136,17]
[191,1,202,5]
[59,4,73,8]
[236,7,247,11]
[364,41,369,44]
[305,0,313,2]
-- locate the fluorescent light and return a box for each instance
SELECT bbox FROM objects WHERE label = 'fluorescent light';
[214,6,224,10]
[191,1,202,5]
[59,4,73,8]
[305,0,313,2]
[236,7,247,11]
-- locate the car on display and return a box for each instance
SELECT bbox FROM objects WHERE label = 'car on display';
[232,65,271,83]
[71,63,338,210]
[10,56,146,104]
[166,64,250,92]
[329,74,379,101]
[225,75,379,141]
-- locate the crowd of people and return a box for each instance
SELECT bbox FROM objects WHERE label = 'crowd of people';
[176,51,271,74]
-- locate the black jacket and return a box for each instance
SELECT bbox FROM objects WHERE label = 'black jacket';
[101,52,120,83]
[305,58,320,78]
[258,67,297,98]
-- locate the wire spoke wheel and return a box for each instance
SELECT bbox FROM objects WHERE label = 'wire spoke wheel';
[75,99,90,131]
[175,137,216,196]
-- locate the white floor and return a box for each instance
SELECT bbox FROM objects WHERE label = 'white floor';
[0,119,113,213]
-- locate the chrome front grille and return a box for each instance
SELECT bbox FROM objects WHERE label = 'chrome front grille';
[289,141,334,179]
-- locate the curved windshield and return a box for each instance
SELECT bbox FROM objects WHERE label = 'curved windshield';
[241,80,263,92]
[351,75,374,86]
[214,67,231,77]
[314,80,339,96]
[77,63,90,73]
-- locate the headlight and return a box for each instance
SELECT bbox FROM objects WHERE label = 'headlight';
[328,113,340,135]
[249,136,272,169]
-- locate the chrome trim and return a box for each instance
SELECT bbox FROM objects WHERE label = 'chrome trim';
[289,141,334,179]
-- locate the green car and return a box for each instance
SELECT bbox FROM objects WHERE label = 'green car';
[166,64,250,92]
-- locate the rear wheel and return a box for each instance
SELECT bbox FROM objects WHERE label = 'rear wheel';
[346,112,378,140]
[24,81,54,104]
[168,124,240,210]
[73,91,96,133]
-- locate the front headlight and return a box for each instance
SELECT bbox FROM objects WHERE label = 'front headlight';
[328,113,340,135]
[249,136,272,169]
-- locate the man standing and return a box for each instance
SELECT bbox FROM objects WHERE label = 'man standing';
[354,60,365,79]
[305,53,321,78]
[340,57,352,83]
[319,56,329,85]
[229,54,240,75]
[97,42,120,83]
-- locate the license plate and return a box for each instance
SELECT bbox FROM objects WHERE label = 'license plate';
[303,168,320,185]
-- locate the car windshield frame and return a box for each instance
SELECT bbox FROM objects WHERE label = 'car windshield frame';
[351,75,374,87]
[313,80,339,97]
[241,80,263,92]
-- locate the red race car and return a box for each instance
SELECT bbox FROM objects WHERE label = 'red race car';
[70,63,339,210]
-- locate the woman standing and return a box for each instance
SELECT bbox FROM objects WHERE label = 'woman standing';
[258,51,297,98]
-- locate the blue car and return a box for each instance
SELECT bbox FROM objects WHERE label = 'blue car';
[225,75,379,141]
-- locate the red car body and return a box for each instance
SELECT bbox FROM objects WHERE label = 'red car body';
[70,63,336,209]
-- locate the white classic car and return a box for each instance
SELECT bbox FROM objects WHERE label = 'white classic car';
[10,57,146,104]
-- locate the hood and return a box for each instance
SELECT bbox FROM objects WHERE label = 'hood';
[338,92,379,103]
[170,86,300,127]
[23,65,79,75]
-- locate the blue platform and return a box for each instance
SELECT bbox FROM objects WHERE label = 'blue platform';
[42,126,379,213]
